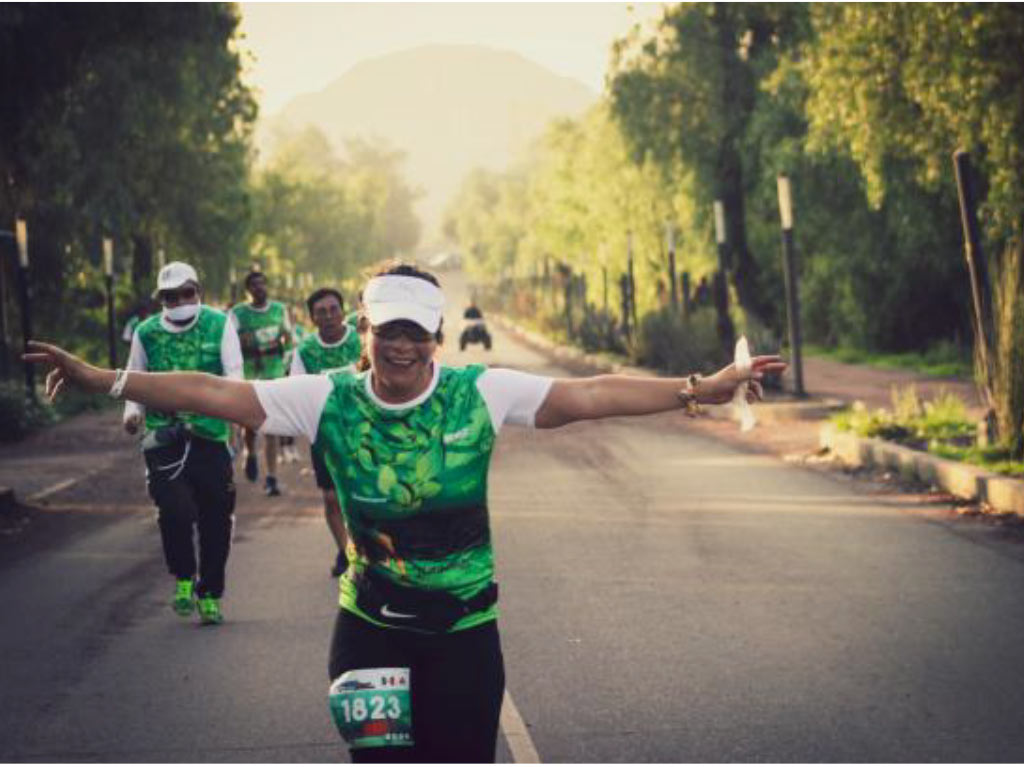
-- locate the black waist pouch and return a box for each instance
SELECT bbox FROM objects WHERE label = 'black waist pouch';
[352,568,498,634]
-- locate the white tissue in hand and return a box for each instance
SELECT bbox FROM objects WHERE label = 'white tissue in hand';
[732,336,756,432]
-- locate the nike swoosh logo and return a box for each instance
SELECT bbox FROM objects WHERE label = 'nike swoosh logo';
[380,604,417,619]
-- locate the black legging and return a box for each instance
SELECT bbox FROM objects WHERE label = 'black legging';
[328,609,505,763]
[145,436,235,598]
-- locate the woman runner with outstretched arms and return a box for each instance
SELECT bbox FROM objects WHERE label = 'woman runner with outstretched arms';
[25,261,785,764]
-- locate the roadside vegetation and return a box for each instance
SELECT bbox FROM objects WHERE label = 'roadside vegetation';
[832,387,1024,478]
[0,4,420,439]
[447,3,1024,458]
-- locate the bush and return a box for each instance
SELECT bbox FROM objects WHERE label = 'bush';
[0,382,55,442]
[633,307,730,375]
[577,307,627,355]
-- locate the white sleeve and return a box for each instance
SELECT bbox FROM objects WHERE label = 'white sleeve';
[289,349,307,376]
[123,334,148,423]
[220,320,244,381]
[475,368,554,432]
[253,375,333,441]
[121,322,135,343]
[229,309,240,330]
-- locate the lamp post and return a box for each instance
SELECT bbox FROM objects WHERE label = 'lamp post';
[666,223,679,312]
[711,200,735,350]
[776,176,804,397]
[15,220,34,400]
[103,238,116,369]
[622,229,630,333]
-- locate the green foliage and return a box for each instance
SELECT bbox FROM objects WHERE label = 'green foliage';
[832,386,975,451]
[250,128,421,286]
[805,341,973,380]
[634,307,730,376]
[0,4,256,360]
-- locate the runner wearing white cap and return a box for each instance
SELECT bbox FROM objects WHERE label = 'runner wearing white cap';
[121,261,244,625]
[25,260,785,761]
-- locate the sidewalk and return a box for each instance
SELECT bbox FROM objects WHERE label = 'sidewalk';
[798,356,984,416]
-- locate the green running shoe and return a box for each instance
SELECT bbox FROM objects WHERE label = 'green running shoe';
[197,595,223,626]
[172,579,195,616]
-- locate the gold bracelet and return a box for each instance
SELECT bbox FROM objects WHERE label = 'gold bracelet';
[677,373,702,417]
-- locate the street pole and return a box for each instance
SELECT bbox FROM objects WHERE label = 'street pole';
[104,238,116,370]
[622,230,630,331]
[15,220,34,401]
[667,223,678,312]
[0,229,11,380]
[156,247,166,271]
[777,175,805,397]
[681,271,691,320]
[952,150,995,410]
[712,200,735,350]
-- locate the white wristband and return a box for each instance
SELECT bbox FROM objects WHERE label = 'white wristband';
[109,368,130,399]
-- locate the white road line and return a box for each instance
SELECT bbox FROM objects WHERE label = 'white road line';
[501,690,540,764]
[26,462,113,503]
[27,477,80,502]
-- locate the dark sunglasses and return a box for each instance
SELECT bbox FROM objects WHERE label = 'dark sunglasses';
[371,321,434,343]
[160,286,198,303]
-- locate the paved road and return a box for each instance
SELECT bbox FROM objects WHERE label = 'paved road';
[3,270,1024,761]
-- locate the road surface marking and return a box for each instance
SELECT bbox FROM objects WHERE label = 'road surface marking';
[501,690,540,763]
[27,462,115,503]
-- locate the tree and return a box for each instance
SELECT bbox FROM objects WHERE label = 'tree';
[609,3,805,326]
[797,3,1024,452]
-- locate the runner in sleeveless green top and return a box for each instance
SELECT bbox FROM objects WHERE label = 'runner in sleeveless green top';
[135,306,230,442]
[232,301,290,380]
[297,325,362,374]
[316,364,496,632]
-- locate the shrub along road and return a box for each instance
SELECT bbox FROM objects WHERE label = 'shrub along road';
[2,289,1024,760]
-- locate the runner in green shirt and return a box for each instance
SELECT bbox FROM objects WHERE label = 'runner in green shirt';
[122,261,243,626]
[230,270,292,496]
[290,287,363,578]
[27,262,785,763]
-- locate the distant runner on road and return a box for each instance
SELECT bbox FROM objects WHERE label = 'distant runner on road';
[26,261,785,763]
[290,286,362,578]
[230,270,292,496]
[122,261,243,626]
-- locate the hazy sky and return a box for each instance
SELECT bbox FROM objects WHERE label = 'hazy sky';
[238,2,666,115]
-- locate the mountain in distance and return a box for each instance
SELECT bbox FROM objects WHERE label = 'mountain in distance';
[262,44,597,243]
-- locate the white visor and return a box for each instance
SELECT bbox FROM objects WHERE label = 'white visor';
[363,275,445,333]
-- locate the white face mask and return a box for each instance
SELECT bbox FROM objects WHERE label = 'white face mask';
[164,301,201,323]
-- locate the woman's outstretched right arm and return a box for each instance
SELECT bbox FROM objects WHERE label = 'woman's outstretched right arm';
[23,341,266,431]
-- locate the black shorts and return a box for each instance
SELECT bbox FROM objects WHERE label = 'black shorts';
[311,444,332,490]
[328,609,505,763]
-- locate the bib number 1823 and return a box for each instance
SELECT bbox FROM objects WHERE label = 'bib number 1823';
[329,668,413,749]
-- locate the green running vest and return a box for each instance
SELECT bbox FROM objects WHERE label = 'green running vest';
[231,301,290,380]
[135,306,230,442]
[297,326,362,374]
[316,365,497,632]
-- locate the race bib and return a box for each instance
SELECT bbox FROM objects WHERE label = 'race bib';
[328,668,413,749]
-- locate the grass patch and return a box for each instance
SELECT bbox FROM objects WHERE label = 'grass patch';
[829,385,1024,477]
[806,340,972,379]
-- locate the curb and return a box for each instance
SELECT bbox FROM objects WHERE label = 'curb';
[492,314,844,423]
[819,423,1024,514]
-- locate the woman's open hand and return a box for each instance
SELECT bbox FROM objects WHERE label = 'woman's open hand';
[699,355,788,406]
[22,341,109,402]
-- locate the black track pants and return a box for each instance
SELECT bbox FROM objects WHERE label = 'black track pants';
[145,436,235,598]
[328,609,505,763]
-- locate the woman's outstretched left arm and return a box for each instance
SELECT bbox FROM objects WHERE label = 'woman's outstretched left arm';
[533,356,786,429]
